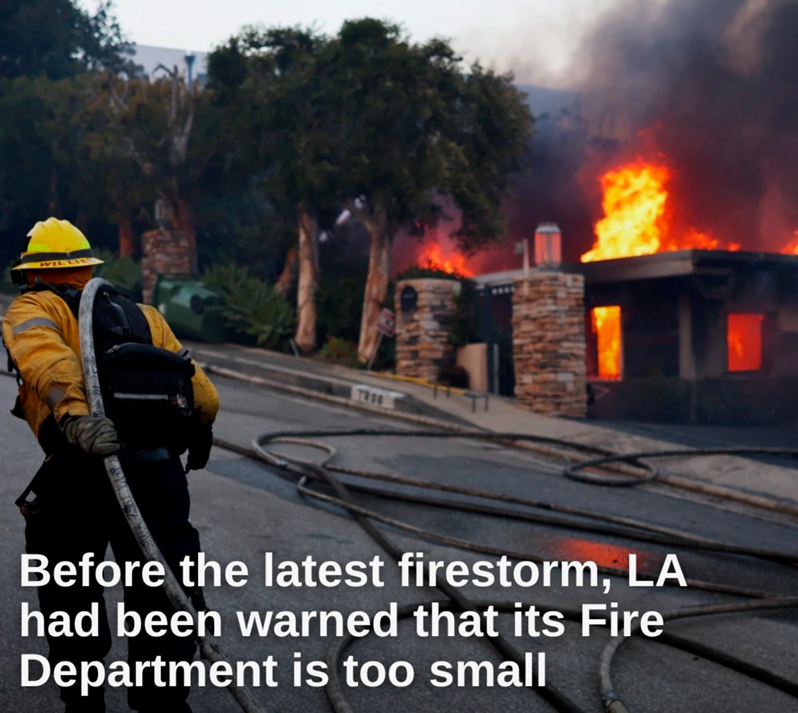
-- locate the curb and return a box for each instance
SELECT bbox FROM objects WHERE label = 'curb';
[203,363,478,432]
[203,362,798,520]
[194,349,473,426]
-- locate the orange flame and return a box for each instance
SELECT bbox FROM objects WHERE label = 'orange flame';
[781,231,798,255]
[728,314,763,372]
[581,160,741,263]
[582,159,745,377]
[582,162,670,262]
[591,306,622,379]
[418,243,474,277]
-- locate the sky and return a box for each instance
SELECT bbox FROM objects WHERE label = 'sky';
[78,0,627,87]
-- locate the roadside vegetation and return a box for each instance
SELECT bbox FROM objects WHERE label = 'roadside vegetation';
[0,1,534,366]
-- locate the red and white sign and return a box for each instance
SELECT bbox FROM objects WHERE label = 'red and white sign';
[376,308,397,338]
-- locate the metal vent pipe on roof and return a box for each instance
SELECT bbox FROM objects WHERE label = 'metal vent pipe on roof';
[535,222,562,268]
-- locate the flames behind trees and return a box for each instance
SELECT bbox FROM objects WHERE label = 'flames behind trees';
[417,243,474,277]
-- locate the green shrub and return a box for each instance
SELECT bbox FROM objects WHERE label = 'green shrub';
[318,336,362,368]
[94,250,143,300]
[202,263,250,295]
[317,274,366,344]
[203,262,295,349]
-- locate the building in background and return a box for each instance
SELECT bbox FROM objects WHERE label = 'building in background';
[132,44,209,86]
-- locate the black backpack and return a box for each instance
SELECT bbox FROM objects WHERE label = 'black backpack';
[90,285,197,451]
[15,282,197,452]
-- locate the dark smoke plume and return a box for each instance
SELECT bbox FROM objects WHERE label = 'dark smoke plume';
[512,0,798,259]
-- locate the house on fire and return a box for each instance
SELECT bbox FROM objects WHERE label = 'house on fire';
[472,249,798,425]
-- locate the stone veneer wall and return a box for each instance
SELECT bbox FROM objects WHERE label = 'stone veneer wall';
[512,272,587,418]
[141,229,192,304]
[395,278,462,382]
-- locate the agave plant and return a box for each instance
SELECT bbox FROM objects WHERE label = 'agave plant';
[202,263,251,297]
[242,292,295,347]
[203,262,295,349]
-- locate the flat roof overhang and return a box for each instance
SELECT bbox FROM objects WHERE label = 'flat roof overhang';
[576,250,798,284]
[473,250,798,287]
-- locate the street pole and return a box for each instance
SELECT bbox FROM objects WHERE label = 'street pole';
[367,332,384,372]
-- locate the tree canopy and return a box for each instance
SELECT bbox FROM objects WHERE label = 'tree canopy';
[1,7,534,367]
[0,0,135,80]
[0,0,137,267]
[206,19,533,358]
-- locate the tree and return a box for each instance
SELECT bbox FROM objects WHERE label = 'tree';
[80,75,154,256]
[445,64,536,245]
[208,28,336,353]
[322,20,534,362]
[0,77,57,249]
[206,20,532,360]
[0,1,137,266]
[0,0,135,80]
[101,68,223,271]
[0,73,127,263]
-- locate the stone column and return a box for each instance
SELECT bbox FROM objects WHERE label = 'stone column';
[395,278,462,382]
[141,229,192,304]
[512,271,587,418]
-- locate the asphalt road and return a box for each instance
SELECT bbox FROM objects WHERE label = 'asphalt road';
[600,418,798,470]
[1,373,797,713]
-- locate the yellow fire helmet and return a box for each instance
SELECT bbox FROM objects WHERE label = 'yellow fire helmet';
[12,218,104,271]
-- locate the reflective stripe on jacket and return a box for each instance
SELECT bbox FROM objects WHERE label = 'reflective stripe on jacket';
[2,290,220,446]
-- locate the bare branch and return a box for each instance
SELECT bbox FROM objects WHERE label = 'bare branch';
[105,75,130,112]
[170,69,179,125]
[153,63,178,78]
[345,199,373,232]
[124,137,152,175]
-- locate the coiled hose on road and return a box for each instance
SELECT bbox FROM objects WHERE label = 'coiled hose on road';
[215,429,798,713]
[205,363,798,520]
[79,278,267,713]
[77,277,798,713]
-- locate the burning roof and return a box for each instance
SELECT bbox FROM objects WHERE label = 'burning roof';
[393,0,798,280]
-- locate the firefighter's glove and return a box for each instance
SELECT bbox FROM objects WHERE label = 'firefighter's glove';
[63,417,123,457]
[186,420,213,473]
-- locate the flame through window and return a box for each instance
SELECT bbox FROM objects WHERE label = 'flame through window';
[591,306,622,380]
[727,313,764,373]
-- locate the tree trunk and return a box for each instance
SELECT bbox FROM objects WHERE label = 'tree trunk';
[274,245,299,297]
[174,198,198,274]
[294,210,319,354]
[357,210,390,364]
[118,217,135,257]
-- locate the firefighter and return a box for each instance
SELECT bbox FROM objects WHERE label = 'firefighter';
[2,218,220,713]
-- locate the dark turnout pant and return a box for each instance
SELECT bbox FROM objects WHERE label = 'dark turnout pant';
[24,448,199,712]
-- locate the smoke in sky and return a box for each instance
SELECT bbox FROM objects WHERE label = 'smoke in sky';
[501,0,798,259]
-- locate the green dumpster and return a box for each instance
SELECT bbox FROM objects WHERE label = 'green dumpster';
[152,275,227,344]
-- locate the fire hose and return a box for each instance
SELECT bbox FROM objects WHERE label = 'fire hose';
[79,278,267,713]
[205,363,798,521]
[76,276,798,713]
[213,430,798,713]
